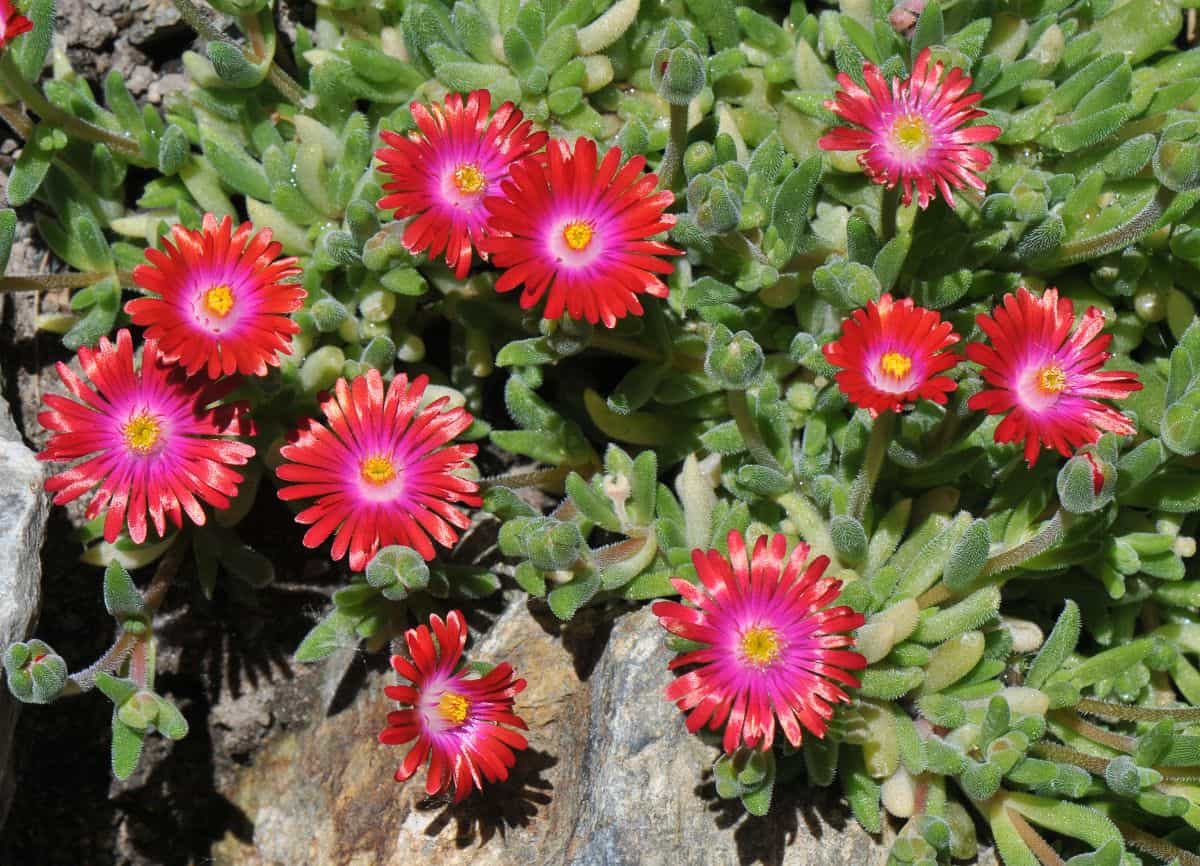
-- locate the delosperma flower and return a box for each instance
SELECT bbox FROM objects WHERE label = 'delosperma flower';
[376,90,548,278]
[819,47,1002,209]
[379,610,528,802]
[275,370,481,571]
[0,0,33,50]
[652,531,866,753]
[481,137,681,327]
[966,287,1143,466]
[126,214,305,379]
[823,293,960,415]
[37,330,256,544]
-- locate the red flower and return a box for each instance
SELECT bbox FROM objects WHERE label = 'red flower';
[127,214,305,379]
[481,137,681,327]
[0,0,33,51]
[823,293,960,415]
[37,330,255,544]
[376,90,547,278]
[379,610,528,802]
[652,531,866,753]
[275,370,481,571]
[819,48,1001,209]
[966,287,1142,465]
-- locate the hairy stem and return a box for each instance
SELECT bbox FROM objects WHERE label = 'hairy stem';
[850,412,895,521]
[981,510,1066,578]
[0,271,133,292]
[481,465,573,491]
[1116,821,1200,866]
[1076,697,1200,724]
[1051,710,1135,754]
[656,102,689,192]
[1005,807,1066,866]
[1030,741,1110,776]
[0,102,33,139]
[0,56,142,159]
[727,389,783,473]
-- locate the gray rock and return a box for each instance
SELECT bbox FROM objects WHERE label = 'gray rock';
[211,599,892,866]
[0,371,48,830]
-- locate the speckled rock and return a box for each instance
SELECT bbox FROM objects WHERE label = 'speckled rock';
[0,374,48,828]
[211,599,892,866]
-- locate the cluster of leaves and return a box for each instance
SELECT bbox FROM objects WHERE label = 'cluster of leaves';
[1,0,1200,863]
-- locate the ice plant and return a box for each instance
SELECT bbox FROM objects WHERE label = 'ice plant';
[126,214,305,379]
[275,369,481,571]
[823,293,960,415]
[481,137,681,327]
[652,530,866,753]
[379,610,528,802]
[0,0,33,50]
[37,329,256,544]
[818,47,1001,208]
[376,90,547,278]
[966,287,1142,465]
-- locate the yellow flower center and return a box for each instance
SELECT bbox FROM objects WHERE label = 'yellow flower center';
[204,285,235,318]
[1037,365,1068,395]
[452,163,486,195]
[122,413,162,455]
[880,351,913,380]
[437,691,470,726]
[562,221,594,252]
[740,626,782,667]
[891,114,932,152]
[360,455,397,486]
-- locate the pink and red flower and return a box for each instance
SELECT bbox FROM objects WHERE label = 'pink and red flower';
[37,329,256,544]
[127,214,305,379]
[275,370,481,571]
[966,287,1142,466]
[379,610,528,802]
[823,293,960,415]
[481,137,681,327]
[0,0,33,51]
[819,47,1001,209]
[376,90,548,278]
[652,530,866,754]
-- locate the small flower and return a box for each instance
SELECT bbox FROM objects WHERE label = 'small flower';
[823,293,960,415]
[37,330,256,544]
[482,137,681,328]
[966,287,1143,466]
[379,610,528,802]
[819,48,1001,209]
[652,530,866,753]
[0,0,33,51]
[127,214,305,379]
[275,370,481,571]
[376,90,547,278]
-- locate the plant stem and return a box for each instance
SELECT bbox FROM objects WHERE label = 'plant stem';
[1116,821,1200,866]
[727,388,783,473]
[980,510,1066,578]
[480,465,573,491]
[880,184,901,244]
[172,0,308,107]
[0,56,142,160]
[0,102,32,138]
[1005,807,1066,866]
[656,102,689,192]
[1051,709,1135,753]
[1076,697,1200,724]
[0,271,133,293]
[1030,741,1110,776]
[849,412,895,521]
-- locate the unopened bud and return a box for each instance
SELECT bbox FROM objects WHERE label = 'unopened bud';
[4,640,68,704]
[118,691,160,731]
[525,519,584,571]
[365,545,430,601]
[705,325,764,389]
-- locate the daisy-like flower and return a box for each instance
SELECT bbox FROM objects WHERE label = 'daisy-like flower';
[0,0,33,50]
[966,287,1143,466]
[652,530,866,753]
[379,610,528,802]
[37,329,256,544]
[823,293,961,415]
[127,213,305,379]
[481,137,681,327]
[819,47,1002,209]
[376,90,547,278]
[275,370,481,571]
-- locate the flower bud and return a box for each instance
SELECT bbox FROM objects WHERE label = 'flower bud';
[4,640,69,704]
[651,23,706,106]
[118,690,160,731]
[365,545,430,601]
[525,519,584,571]
[693,177,741,235]
[1057,448,1114,513]
[683,141,716,179]
[545,314,593,356]
[299,345,346,394]
[705,325,764,389]
[310,297,350,333]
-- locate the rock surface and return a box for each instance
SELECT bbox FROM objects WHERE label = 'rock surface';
[210,600,889,866]
[0,369,48,828]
